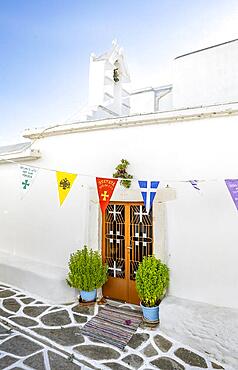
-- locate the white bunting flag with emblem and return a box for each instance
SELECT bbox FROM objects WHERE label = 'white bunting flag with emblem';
[20,165,39,197]
[138,180,160,214]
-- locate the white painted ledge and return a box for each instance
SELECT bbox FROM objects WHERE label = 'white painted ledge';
[160,296,238,369]
[23,101,238,139]
[0,251,76,304]
[0,149,41,164]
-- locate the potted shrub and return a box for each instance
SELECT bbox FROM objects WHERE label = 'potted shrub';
[136,255,169,322]
[66,245,108,302]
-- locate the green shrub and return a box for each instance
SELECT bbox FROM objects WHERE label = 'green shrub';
[136,255,169,307]
[113,159,133,188]
[66,246,108,291]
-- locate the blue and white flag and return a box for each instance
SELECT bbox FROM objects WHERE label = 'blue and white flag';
[189,180,200,191]
[138,180,160,214]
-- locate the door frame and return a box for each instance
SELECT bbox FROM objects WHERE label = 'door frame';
[87,186,172,300]
[102,201,153,304]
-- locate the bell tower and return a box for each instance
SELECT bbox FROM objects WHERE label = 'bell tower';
[87,40,131,119]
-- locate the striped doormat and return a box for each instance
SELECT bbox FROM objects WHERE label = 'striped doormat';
[81,304,142,350]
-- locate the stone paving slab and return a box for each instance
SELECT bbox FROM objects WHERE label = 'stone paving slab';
[0,334,43,356]
[10,316,39,327]
[0,354,18,368]
[33,326,85,346]
[0,322,85,369]
[0,282,228,370]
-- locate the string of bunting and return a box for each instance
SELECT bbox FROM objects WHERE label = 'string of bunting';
[12,160,238,213]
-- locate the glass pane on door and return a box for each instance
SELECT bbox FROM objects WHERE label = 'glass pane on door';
[105,204,125,279]
[130,205,153,280]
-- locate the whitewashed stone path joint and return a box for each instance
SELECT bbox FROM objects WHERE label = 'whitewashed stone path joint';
[0,282,227,370]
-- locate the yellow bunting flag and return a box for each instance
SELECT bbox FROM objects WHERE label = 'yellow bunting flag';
[56,172,77,206]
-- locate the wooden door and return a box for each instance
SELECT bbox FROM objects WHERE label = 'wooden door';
[102,202,153,304]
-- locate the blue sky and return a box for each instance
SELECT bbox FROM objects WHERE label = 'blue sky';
[0,0,238,144]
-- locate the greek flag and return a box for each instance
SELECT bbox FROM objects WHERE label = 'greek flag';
[138,180,160,214]
[189,180,200,191]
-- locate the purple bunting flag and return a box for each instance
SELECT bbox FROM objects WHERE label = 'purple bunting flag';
[225,179,238,211]
[189,180,200,191]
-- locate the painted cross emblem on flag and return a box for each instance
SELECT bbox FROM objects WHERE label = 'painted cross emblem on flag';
[138,180,160,214]
[189,180,200,191]
[96,177,118,214]
[20,165,39,197]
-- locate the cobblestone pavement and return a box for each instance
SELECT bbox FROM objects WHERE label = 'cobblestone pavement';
[0,283,227,370]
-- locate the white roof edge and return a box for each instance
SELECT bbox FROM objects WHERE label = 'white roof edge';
[175,38,238,60]
[0,142,31,155]
[23,101,238,140]
[0,149,41,164]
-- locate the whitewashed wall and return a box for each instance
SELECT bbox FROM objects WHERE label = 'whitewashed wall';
[158,91,173,111]
[173,40,238,108]
[1,114,238,308]
[130,90,155,114]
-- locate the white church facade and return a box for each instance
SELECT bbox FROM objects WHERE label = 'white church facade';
[0,39,238,366]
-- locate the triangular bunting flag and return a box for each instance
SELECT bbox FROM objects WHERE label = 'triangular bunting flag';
[96,177,118,213]
[138,180,160,213]
[189,180,200,191]
[56,171,77,206]
[225,179,238,211]
[20,165,39,197]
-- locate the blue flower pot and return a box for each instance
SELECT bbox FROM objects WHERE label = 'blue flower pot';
[140,303,160,322]
[80,289,97,302]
